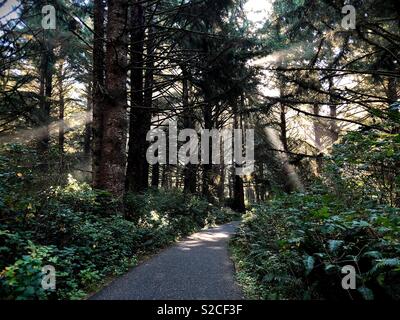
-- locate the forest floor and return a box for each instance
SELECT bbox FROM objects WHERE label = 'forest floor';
[89,222,243,300]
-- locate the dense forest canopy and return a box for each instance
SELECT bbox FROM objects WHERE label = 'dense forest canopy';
[0,0,399,301]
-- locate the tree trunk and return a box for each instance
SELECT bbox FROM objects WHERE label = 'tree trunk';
[182,68,197,194]
[279,79,289,152]
[84,83,92,157]
[57,62,65,169]
[313,103,323,174]
[151,162,160,188]
[143,12,156,188]
[37,40,54,156]
[232,96,245,213]
[161,164,170,189]
[202,101,213,200]
[313,104,322,151]
[92,0,106,188]
[233,175,245,212]
[217,162,225,203]
[95,0,129,198]
[386,57,398,105]
[280,104,288,152]
[126,0,150,192]
[329,78,339,144]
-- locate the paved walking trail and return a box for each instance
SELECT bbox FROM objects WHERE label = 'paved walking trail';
[90,222,243,300]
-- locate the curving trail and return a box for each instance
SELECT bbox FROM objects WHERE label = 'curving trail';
[90,222,243,300]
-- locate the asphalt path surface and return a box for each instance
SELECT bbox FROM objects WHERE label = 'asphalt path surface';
[90,222,243,300]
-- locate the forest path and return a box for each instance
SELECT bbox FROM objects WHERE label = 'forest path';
[90,222,243,300]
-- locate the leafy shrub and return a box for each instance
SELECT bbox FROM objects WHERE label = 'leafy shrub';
[231,130,400,300]
[325,131,400,207]
[1,169,236,299]
[0,241,52,300]
[231,192,400,300]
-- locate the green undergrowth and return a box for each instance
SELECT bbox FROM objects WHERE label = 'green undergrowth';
[0,146,238,299]
[231,130,400,300]
[231,191,400,300]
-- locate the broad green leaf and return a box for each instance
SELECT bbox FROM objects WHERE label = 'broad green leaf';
[304,255,315,275]
[358,287,374,300]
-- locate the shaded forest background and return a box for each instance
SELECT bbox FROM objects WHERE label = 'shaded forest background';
[0,0,399,300]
